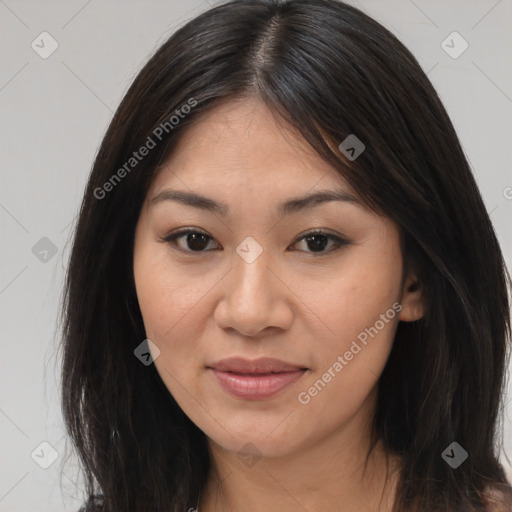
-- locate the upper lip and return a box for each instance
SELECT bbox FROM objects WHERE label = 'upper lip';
[208,357,307,374]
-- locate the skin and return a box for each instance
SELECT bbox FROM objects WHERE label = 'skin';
[133,96,424,512]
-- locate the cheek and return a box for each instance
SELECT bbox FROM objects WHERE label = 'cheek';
[135,272,206,357]
[294,243,402,409]
[133,258,209,408]
[133,238,205,361]
[134,224,197,322]
[294,302,399,440]
[303,249,402,352]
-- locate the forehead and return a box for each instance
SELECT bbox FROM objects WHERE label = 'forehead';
[148,96,355,197]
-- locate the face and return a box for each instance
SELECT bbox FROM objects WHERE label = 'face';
[133,97,423,459]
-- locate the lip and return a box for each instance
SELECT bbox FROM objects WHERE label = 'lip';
[208,356,307,374]
[207,357,308,400]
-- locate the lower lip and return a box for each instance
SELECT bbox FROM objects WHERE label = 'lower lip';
[209,368,307,400]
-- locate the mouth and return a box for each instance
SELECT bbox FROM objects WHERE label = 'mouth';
[207,357,308,400]
[208,356,308,374]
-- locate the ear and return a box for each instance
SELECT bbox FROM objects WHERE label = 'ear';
[398,271,425,322]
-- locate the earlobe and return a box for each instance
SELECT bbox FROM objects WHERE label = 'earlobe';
[398,273,425,322]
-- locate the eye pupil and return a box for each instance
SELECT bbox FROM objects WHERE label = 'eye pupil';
[167,229,343,255]
[187,233,209,251]
[306,234,329,252]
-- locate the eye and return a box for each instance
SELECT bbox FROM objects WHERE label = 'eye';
[291,229,348,255]
[160,228,348,256]
[162,229,220,253]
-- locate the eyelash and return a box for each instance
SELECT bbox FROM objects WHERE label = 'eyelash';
[160,228,349,257]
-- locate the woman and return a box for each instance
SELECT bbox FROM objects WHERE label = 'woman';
[61,0,512,510]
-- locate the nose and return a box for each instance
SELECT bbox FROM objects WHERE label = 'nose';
[213,247,294,338]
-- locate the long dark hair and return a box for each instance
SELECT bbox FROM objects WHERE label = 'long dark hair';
[58,0,512,510]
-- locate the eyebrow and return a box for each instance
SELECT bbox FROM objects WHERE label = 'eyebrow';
[150,188,359,217]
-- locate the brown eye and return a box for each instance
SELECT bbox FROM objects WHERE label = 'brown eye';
[163,230,219,253]
[161,228,348,256]
[291,230,348,255]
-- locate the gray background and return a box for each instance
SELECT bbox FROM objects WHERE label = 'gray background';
[1,0,511,510]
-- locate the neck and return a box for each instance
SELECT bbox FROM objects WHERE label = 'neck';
[198,409,400,512]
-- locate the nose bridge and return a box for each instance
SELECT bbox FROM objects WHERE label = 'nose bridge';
[214,235,292,336]
[230,236,274,303]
